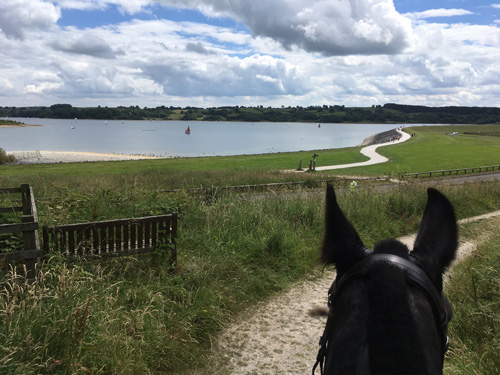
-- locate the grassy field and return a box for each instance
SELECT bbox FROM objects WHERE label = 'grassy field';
[1,125,500,374]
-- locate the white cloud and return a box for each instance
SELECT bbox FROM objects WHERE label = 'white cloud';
[56,0,151,14]
[158,0,413,56]
[0,0,60,40]
[404,8,474,20]
[141,54,311,97]
[51,32,125,59]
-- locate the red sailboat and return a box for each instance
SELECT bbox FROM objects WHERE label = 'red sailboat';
[185,126,191,134]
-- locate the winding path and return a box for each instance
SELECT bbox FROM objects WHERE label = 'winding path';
[314,128,411,171]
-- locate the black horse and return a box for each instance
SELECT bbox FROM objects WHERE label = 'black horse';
[314,185,458,375]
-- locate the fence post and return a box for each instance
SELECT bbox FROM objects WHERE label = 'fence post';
[20,184,39,280]
[171,213,178,272]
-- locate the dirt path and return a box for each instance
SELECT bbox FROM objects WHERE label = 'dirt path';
[205,211,500,375]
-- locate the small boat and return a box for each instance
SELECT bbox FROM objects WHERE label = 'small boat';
[185,126,191,134]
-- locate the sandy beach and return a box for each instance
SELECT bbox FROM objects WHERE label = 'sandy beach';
[9,150,164,164]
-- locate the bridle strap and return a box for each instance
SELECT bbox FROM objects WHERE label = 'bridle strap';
[313,253,451,374]
[312,318,329,375]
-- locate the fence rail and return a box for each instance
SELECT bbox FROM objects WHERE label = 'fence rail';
[0,184,40,279]
[42,213,177,268]
[401,165,500,179]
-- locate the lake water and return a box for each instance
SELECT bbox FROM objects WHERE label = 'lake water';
[2,118,402,157]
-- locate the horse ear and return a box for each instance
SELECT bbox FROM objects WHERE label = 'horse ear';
[411,188,458,277]
[321,184,367,274]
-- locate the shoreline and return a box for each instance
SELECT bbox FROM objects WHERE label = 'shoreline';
[8,151,164,165]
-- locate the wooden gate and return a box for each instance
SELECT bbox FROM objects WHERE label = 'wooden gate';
[42,213,177,267]
[0,184,40,279]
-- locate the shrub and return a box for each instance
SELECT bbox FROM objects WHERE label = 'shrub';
[0,148,15,164]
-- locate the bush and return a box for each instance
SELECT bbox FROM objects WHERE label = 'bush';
[0,148,15,164]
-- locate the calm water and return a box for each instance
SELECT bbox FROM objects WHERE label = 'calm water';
[2,118,402,157]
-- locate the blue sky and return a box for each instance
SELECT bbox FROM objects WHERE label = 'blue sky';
[1,0,500,108]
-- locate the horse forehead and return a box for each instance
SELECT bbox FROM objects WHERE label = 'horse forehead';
[373,238,411,257]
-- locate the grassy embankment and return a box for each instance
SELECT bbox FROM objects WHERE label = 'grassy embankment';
[1,125,500,374]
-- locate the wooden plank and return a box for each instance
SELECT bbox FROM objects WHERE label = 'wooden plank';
[0,222,38,234]
[171,213,178,269]
[137,222,144,249]
[0,187,22,194]
[151,221,157,246]
[83,227,92,255]
[122,224,130,250]
[0,207,23,213]
[42,227,50,253]
[115,225,123,252]
[46,215,174,232]
[130,223,137,250]
[100,228,107,254]
[21,211,39,280]
[144,221,151,248]
[59,229,66,255]
[92,227,99,254]
[67,229,76,255]
[108,226,115,253]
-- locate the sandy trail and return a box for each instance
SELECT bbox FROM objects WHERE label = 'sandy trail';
[206,211,500,375]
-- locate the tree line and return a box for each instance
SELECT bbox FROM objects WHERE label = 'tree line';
[1,103,499,124]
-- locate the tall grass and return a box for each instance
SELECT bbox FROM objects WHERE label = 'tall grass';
[445,220,500,374]
[1,178,500,374]
[0,148,15,164]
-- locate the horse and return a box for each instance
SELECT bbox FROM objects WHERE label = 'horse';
[313,185,458,375]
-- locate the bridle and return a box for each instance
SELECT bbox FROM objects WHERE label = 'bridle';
[313,252,452,375]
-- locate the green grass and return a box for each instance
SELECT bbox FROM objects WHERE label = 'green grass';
[0,147,364,180]
[331,125,500,177]
[445,217,500,374]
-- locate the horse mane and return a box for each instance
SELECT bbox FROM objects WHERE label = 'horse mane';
[366,240,427,374]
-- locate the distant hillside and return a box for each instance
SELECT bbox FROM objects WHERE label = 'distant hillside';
[1,103,499,124]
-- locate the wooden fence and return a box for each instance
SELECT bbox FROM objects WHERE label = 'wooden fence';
[42,213,178,269]
[0,184,40,279]
[401,165,500,179]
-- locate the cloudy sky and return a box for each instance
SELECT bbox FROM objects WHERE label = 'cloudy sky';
[1,0,500,108]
